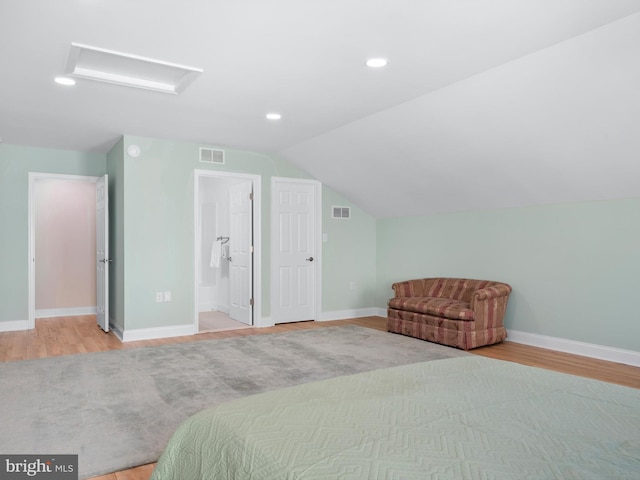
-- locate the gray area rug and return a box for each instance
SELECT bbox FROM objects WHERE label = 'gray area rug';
[0,325,468,479]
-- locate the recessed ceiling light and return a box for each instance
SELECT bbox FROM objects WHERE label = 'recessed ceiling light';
[266,113,282,120]
[54,76,76,86]
[366,58,388,68]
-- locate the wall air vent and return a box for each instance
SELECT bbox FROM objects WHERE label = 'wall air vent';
[332,206,351,219]
[199,147,225,164]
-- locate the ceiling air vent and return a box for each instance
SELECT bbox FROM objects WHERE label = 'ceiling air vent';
[199,147,225,164]
[332,206,351,219]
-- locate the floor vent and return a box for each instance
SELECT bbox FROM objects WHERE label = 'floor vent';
[332,206,351,219]
[199,147,225,164]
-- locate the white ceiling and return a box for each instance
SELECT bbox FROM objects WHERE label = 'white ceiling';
[1,1,639,217]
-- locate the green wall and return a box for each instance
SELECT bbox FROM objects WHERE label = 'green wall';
[113,135,378,331]
[321,189,377,311]
[376,198,640,351]
[106,138,125,331]
[8,140,633,354]
[0,144,106,324]
[0,139,378,331]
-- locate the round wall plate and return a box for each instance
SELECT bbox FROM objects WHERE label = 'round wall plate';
[127,144,141,158]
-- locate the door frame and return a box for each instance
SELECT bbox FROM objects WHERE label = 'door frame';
[27,172,102,330]
[193,169,262,329]
[270,177,322,324]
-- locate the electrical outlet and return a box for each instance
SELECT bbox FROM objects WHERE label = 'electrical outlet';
[349,281,356,291]
[155,292,163,302]
[164,291,172,302]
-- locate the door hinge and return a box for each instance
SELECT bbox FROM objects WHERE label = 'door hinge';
[249,192,253,200]
[249,298,254,306]
[249,245,254,253]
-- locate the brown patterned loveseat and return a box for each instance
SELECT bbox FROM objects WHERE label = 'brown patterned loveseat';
[387,278,512,350]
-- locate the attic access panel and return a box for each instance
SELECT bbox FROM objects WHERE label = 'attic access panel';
[65,43,202,94]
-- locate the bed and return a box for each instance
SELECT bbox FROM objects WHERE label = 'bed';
[151,356,640,479]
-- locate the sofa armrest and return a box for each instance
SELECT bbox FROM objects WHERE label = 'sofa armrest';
[470,283,512,330]
[391,280,420,298]
[472,283,512,303]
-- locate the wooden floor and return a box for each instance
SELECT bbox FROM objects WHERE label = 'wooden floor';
[1,315,638,480]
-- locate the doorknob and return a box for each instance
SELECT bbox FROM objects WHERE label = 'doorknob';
[306,256,314,262]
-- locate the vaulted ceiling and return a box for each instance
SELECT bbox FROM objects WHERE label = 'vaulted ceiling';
[2,1,639,217]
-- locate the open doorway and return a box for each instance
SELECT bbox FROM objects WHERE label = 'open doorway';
[27,173,105,330]
[194,170,261,333]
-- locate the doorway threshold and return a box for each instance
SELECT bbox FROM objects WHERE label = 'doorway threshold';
[199,310,252,333]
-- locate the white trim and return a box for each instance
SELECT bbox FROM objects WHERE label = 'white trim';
[35,306,97,318]
[193,170,263,330]
[121,323,198,342]
[507,329,640,367]
[319,308,385,322]
[270,177,322,324]
[28,172,101,331]
[315,183,323,323]
[198,303,216,313]
[108,315,124,342]
[109,320,124,342]
[0,320,30,332]
[257,316,274,328]
[67,43,203,95]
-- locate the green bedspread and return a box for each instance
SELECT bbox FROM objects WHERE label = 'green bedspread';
[151,356,640,479]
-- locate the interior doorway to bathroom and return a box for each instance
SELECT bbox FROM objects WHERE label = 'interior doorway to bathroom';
[194,170,261,333]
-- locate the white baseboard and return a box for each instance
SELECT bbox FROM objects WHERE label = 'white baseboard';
[35,306,97,318]
[0,319,30,332]
[255,316,274,328]
[121,323,198,343]
[198,303,215,313]
[319,307,386,322]
[109,318,124,341]
[507,329,640,367]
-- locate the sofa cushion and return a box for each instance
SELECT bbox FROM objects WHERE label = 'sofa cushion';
[388,297,474,321]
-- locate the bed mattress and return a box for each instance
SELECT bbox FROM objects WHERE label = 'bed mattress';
[151,356,640,479]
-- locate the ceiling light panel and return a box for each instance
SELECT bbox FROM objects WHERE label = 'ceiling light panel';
[65,43,203,94]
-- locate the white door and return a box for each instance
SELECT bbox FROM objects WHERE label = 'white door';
[272,179,318,323]
[96,174,110,332]
[229,181,253,325]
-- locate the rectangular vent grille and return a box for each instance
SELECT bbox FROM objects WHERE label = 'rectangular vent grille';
[199,147,225,164]
[332,206,351,219]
